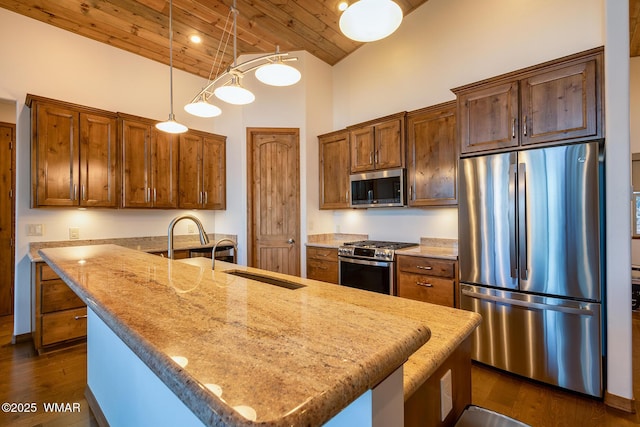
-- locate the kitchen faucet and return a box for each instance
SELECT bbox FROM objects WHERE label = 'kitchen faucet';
[212,238,237,269]
[167,214,209,259]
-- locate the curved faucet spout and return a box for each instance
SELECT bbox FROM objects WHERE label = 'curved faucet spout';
[212,238,238,269]
[167,214,210,259]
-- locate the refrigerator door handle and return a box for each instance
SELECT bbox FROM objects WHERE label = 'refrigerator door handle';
[509,163,518,278]
[461,289,595,316]
[518,163,528,280]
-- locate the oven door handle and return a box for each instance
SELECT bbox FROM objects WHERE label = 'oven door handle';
[339,256,391,267]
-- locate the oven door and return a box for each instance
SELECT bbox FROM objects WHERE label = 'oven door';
[338,256,394,295]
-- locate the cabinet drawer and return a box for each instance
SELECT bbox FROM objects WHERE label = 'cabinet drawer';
[40,263,60,281]
[398,274,455,307]
[306,246,338,262]
[41,307,87,346]
[41,279,84,313]
[307,258,338,284]
[397,256,455,278]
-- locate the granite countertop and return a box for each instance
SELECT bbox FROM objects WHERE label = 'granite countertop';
[305,233,368,248]
[38,244,439,427]
[28,234,236,262]
[395,237,459,260]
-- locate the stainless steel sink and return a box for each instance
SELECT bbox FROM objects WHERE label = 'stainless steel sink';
[224,270,305,290]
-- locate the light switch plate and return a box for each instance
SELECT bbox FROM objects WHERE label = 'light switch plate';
[69,227,80,240]
[27,224,44,236]
[440,369,453,421]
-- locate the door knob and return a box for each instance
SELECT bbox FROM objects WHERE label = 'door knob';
[287,238,295,244]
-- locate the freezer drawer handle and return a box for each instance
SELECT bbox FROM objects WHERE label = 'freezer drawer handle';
[461,289,595,316]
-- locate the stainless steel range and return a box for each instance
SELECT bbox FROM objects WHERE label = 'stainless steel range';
[338,240,418,295]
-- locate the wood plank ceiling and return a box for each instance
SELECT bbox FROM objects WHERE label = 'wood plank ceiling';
[0,0,637,80]
[0,0,428,79]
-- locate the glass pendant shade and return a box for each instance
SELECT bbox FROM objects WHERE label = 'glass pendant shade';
[255,61,301,86]
[156,114,188,134]
[184,95,222,117]
[339,0,403,42]
[214,79,255,105]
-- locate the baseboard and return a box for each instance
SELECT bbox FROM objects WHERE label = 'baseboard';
[11,332,32,345]
[85,386,110,427]
[604,391,636,413]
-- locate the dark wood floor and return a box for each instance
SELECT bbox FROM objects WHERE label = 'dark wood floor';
[0,313,638,426]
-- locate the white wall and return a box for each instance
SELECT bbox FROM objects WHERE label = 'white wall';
[0,99,15,123]
[631,57,640,265]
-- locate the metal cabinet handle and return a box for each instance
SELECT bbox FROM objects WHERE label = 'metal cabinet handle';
[198,192,202,204]
[204,191,208,204]
[74,315,88,320]
[369,152,373,165]
[153,188,157,203]
[73,184,78,201]
[345,190,349,203]
[416,265,432,270]
[82,185,86,201]
[416,281,433,288]
[512,118,516,138]
[523,116,527,136]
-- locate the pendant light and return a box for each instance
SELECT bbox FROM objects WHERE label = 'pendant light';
[339,0,403,42]
[156,0,188,134]
[184,0,301,118]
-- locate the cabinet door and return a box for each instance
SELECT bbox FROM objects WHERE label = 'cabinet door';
[178,132,203,209]
[79,113,118,207]
[121,120,151,208]
[350,126,375,173]
[151,130,178,208]
[407,104,457,206]
[319,131,350,209]
[33,103,79,206]
[374,119,404,169]
[458,81,519,154]
[202,135,226,210]
[520,59,599,145]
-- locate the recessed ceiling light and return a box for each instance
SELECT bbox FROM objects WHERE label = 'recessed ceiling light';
[190,34,202,44]
[338,2,349,11]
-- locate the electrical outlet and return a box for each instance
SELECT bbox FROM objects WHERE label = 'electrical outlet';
[69,227,80,240]
[187,224,196,234]
[440,369,453,421]
[27,224,44,236]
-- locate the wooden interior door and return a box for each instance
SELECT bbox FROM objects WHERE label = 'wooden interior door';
[247,128,300,276]
[0,122,15,315]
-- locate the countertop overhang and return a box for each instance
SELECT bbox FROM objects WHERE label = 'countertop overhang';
[38,244,433,426]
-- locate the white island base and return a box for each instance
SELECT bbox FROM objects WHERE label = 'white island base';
[86,308,405,427]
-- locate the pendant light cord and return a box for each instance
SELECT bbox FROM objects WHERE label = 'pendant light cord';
[169,0,175,118]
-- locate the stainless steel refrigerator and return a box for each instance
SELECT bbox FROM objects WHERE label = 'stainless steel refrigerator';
[458,141,603,397]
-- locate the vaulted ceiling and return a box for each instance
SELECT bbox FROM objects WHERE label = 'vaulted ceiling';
[0,0,638,81]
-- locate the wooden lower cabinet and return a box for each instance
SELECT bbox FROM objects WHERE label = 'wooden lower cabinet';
[33,262,87,353]
[405,338,472,427]
[306,246,338,284]
[397,255,458,308]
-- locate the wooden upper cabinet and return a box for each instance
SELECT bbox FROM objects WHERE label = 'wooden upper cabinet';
[406,102,458,206]
[120,114,178,209]
[79,113,118,207]
[28,95,118,208]
[454,47,603,155]
[520,59,598,145]
[456,81,519,154]
[348,112,405,173]
[318,130,351,209]
[179,130,226,210]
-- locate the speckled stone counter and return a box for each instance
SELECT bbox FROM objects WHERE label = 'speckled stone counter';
[395,237,459,260]
[38,244,437,427]
[28,233,236,262]
[305,233,368,248]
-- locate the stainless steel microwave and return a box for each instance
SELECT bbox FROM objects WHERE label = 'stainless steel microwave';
[349,168,406,208]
